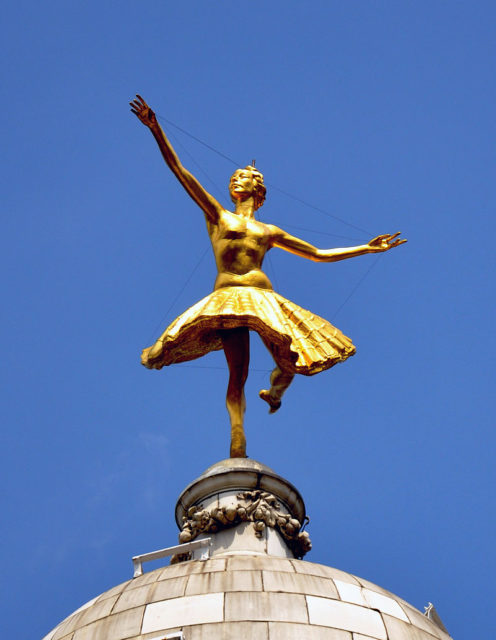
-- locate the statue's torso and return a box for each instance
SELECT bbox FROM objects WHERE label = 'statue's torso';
[209,210,273,291]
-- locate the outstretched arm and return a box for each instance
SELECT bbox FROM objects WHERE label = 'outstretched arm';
[130,95,222,224]
[270,228,406,262]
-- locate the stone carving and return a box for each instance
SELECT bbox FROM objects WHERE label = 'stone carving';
[178,490,312,558]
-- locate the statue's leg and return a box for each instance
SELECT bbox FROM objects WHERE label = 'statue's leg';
[259,364,295,414]
[220,328,250,458]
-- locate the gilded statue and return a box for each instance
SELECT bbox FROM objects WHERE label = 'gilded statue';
[130,95,406,458]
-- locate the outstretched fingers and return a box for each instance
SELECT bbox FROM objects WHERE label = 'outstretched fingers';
[369,231,407,251]
[129,95,156,127]
[130,97,143,111]
[386,232,407,247]
[385,232,407,249]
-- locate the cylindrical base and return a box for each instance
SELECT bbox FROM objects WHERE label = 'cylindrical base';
[175,458,310,559]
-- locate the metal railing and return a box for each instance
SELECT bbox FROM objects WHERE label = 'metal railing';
[132,538,212,577]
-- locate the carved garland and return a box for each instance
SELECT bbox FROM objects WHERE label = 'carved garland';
[178,489,311,558]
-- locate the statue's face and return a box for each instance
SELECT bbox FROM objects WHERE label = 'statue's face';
[229,169,256,200]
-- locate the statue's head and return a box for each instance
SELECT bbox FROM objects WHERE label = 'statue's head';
[229,166,266,210]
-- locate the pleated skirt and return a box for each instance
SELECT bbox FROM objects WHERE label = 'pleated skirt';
[141,286,356,375]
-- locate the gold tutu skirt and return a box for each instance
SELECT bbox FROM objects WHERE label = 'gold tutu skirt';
[141,286,355,376]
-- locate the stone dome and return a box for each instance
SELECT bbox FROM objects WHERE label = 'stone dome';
[43,556,452,640]
[43,460,452,640]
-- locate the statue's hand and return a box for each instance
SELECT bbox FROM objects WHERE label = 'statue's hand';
[130,94,157,128]
[368,232,407,252]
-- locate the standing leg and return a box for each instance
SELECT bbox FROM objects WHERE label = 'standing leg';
[259,364,295,413]
[220,328,250,458]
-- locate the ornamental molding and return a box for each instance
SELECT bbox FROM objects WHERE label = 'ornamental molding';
[177,489,311,558]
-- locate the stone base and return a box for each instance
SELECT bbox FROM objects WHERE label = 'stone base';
[175,458,311,559]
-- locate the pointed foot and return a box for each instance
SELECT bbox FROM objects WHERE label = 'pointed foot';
[259,389,282,414]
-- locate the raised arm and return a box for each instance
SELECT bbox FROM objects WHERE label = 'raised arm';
[130,95,222,224]
[270,227,406,262]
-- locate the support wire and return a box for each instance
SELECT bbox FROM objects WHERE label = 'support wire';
[144,115,384,369]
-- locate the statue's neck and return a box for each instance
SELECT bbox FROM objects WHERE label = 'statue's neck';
[235,198,255,219]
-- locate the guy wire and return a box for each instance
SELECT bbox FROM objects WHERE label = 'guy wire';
[144,123,221,346]
[282,223,362,243]
[157,114,372,236]
[265,183,372,235]
[331,255,382,320]
[145,116,384,368]
[175,364,272,373]
[158,115,240,167]
[166,128,226,202]
[146,246,210,344]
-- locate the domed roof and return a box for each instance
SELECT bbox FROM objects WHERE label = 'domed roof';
[43,555,452,640]
[44,459,452,639]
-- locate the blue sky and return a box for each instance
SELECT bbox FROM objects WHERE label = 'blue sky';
[2,3,494,638]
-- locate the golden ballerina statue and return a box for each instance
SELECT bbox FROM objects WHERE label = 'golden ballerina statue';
[130,95,406,458]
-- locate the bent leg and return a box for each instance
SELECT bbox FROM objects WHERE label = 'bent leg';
[259,364,295,414]
[220,328,250,458]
